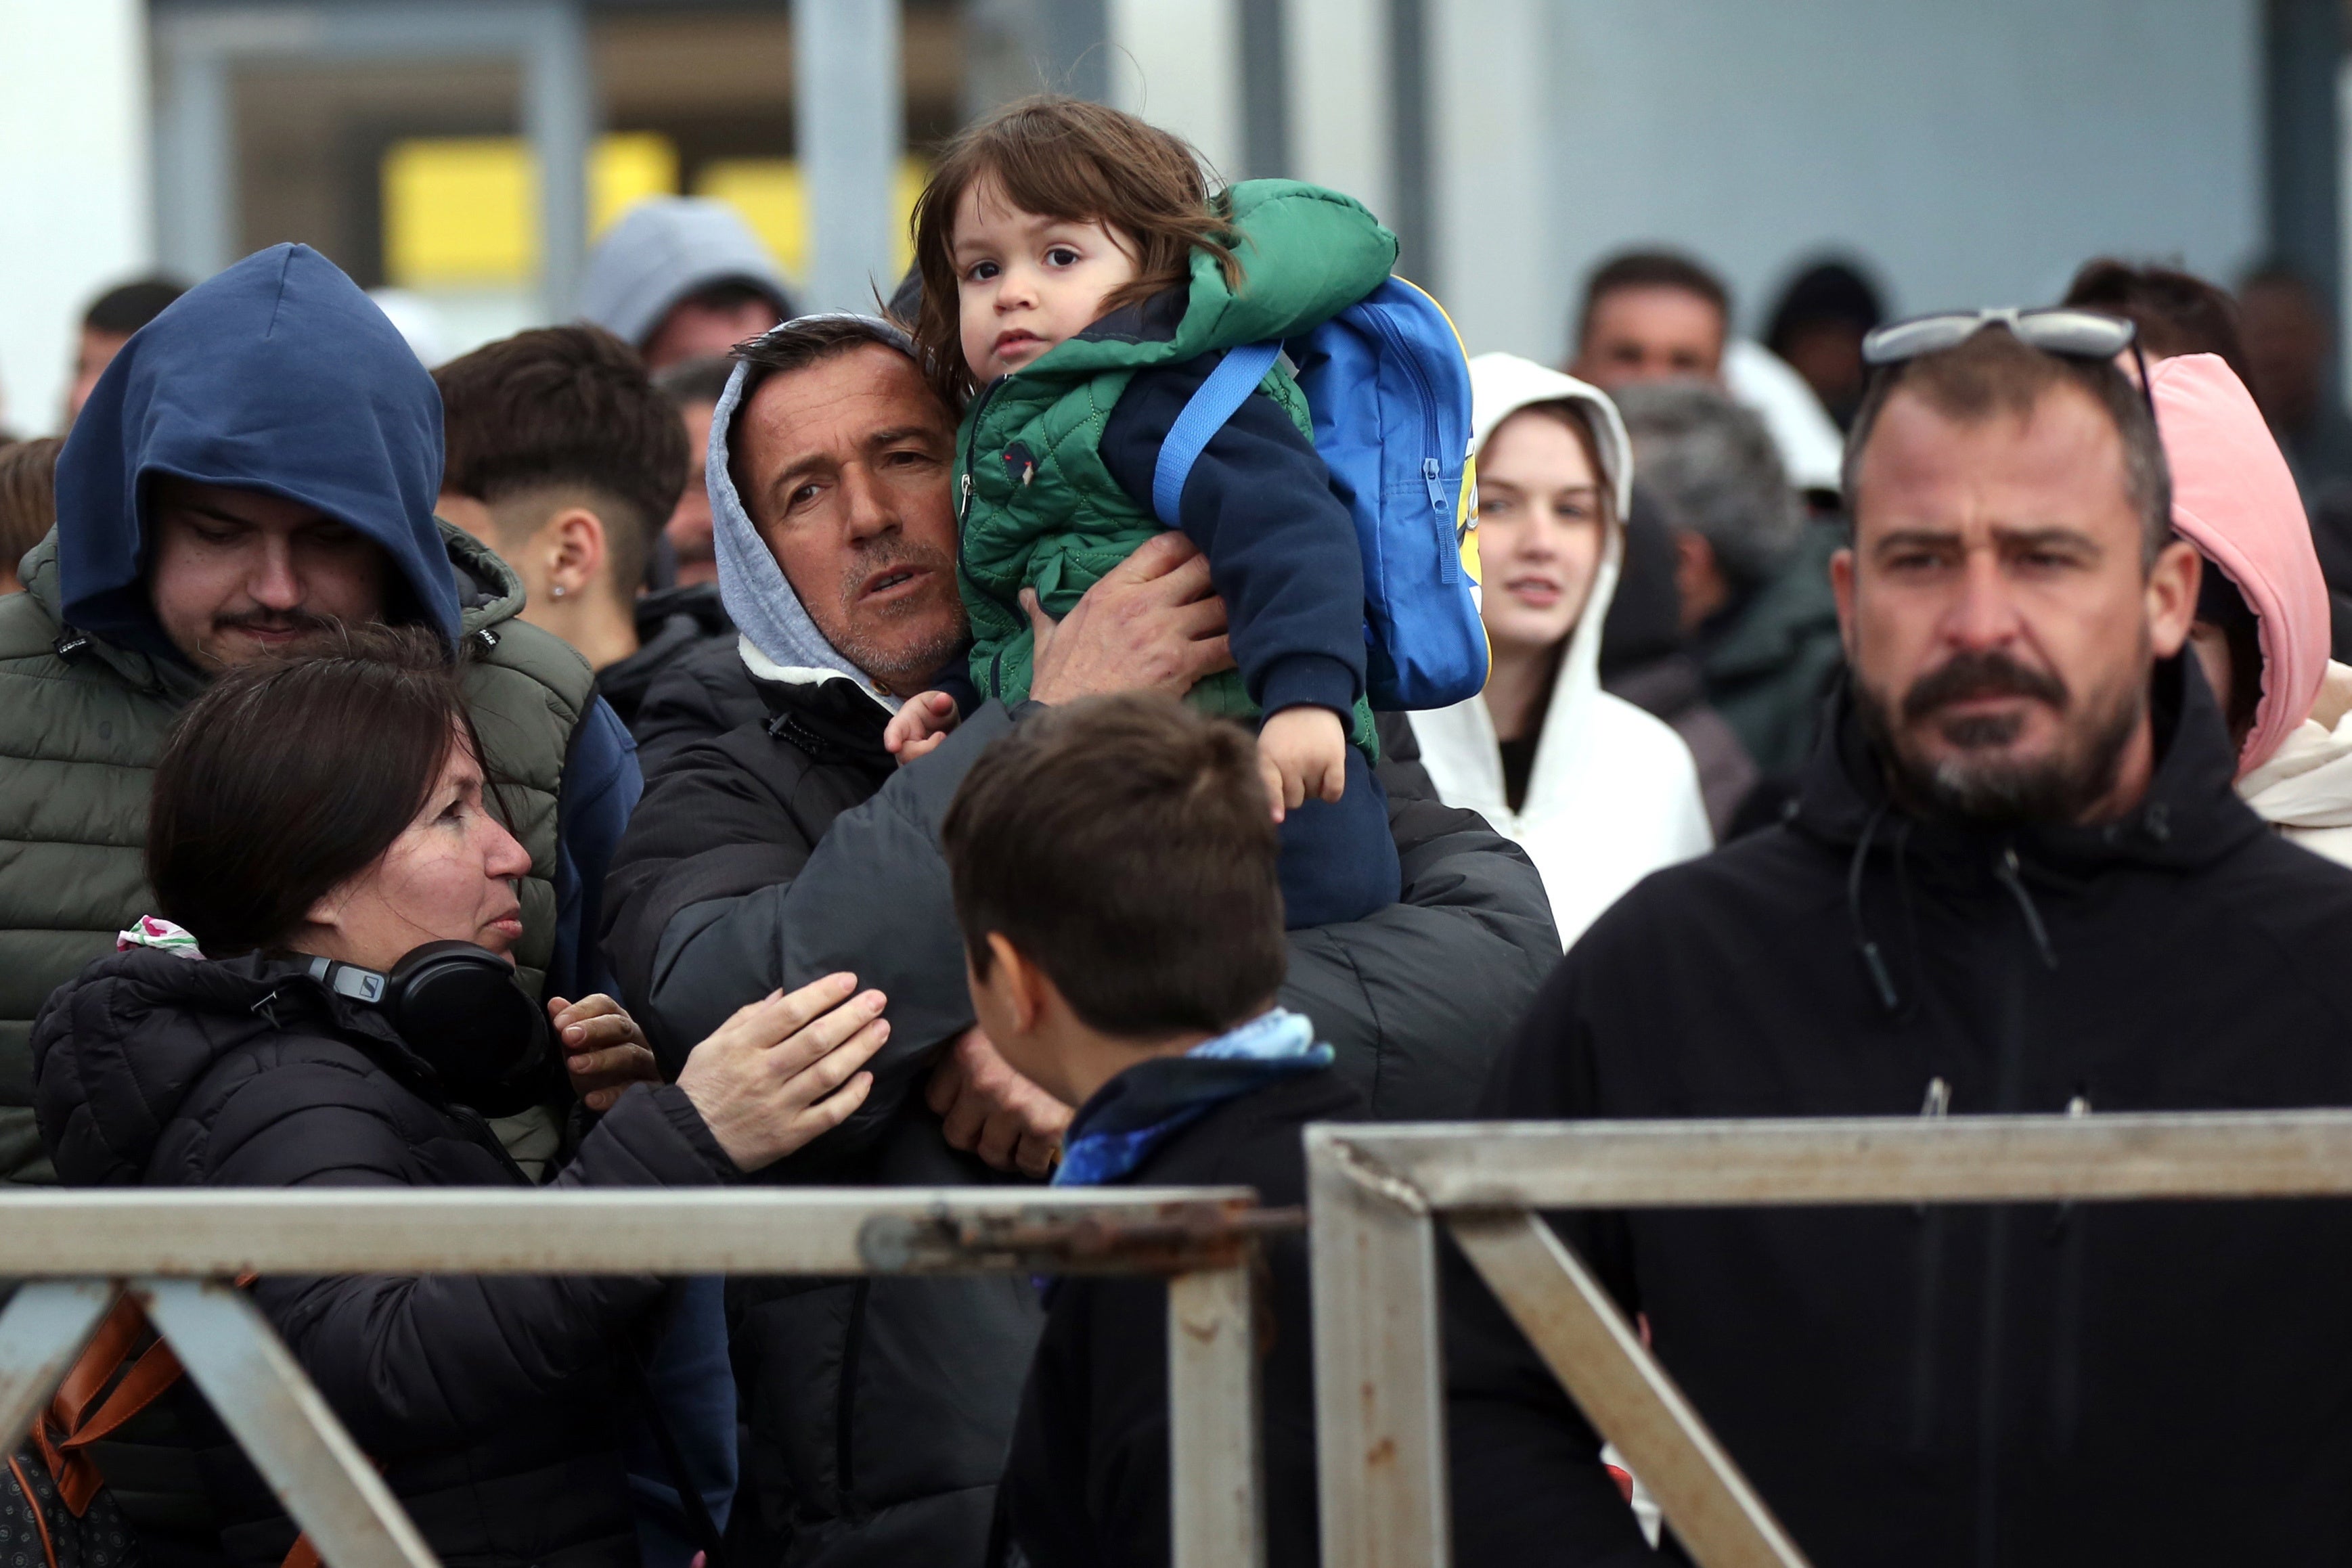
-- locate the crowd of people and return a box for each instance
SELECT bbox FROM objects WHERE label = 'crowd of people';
[6,89,2352,1568]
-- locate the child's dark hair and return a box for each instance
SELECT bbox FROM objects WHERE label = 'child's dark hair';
[909,95,1241,405]
[940,693,1285,1039]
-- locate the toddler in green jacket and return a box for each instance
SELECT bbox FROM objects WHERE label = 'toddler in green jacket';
[883,95,1400,928]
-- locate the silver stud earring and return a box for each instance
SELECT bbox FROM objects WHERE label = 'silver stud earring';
[551,584,566,600]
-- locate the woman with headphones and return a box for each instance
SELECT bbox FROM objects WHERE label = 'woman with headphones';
[29,625,889,1568]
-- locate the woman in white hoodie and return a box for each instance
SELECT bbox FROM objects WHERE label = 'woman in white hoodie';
[1413,355,1712,946]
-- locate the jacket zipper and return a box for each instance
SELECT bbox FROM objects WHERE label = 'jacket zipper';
[1362,305,1459,585]
[2047,1094,2090,1457]
[1910,1075,1949,1452]
[955,376,1032,697]
[835,1278,871,1510]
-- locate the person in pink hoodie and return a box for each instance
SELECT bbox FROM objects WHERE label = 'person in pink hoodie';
[2152,352,2352,865]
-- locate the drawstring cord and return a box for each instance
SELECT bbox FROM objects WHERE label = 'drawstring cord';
[1991,845,2058,971]
[1848,801,1901,1014]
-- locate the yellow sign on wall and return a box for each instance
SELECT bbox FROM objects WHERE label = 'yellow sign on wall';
[384,133,922,290]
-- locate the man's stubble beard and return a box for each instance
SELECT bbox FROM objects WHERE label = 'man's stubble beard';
[824,536,968,694]
[1854,635,2148,828]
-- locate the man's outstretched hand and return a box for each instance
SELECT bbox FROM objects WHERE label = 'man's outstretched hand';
[925,1027,1070,1178]
[1027,531,1234,705]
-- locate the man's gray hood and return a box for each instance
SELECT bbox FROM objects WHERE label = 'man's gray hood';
[708,313,922,710]
[578,197,795,349]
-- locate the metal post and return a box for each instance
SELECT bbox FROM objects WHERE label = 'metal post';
[136,1278,442,1568]
[1448,1212,1808,1568]
[1306,1127,1447,1568]
[0,1281,116,1456]
[153,33,237,279]
[523,0,594,319]
[1168,1263,1266,1568]
[794,0,904,312]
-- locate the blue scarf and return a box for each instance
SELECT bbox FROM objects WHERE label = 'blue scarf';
[1052,1009,1335,1188]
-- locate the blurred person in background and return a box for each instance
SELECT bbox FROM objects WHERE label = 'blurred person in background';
[2064,258,2253,382]
[432,325,724,736]
[1615,380,1844,780]
[0,244,640,1188]
[32,627,883,1568]
[0,436,61,595]
[64,276,185,426]
[1765,258,1886,430]
[1566,247,1848,498]
[652,355,734,590]
[2150,352,2352,865]
[2238,263,2352,502]
[1411,355,1710,945]
[1597,495,1761,834]
[579,197,797,372]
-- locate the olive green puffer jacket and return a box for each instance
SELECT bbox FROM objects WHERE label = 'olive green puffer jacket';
[0,525,596,1183]
[954,179,1396,748]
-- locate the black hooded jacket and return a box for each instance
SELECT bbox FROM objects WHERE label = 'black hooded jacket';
[1447,659,2352,1566]
[30,947,739,1568]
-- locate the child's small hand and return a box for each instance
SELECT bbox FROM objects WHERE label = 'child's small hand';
[1256,706,1348,822]
[884,691,961,767]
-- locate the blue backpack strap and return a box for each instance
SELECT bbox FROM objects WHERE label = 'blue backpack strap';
[1150,340,1285,527]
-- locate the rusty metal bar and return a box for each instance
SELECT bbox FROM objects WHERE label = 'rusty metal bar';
[860,1199,1301,1275]
[1168,1263,1266,1568]
[1328,1111,2352,1210]
[136,1278,441,1568]
[0,1187,1252,1277]
[1448,1211,1809,1568]
[0,1280,117,1458]
[1307,1125,1448,1568]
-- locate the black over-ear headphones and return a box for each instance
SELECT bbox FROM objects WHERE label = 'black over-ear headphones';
[307,941,551,1115]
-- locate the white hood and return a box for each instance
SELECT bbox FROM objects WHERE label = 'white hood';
[1413,354,1711,947]
[1723,338,1846,495]
[2240,660,2352,869]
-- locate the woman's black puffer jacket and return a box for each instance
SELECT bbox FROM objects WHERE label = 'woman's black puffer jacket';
[30,945,740,1568]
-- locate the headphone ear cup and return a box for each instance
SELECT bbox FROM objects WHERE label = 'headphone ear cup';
[384,941,551,1110]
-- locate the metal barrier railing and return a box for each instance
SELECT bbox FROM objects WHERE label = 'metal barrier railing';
[1306,1108,2352,1568]
[0,1186,1282,1568]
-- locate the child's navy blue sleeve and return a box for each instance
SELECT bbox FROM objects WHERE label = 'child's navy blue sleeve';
[1100,351,1366,721]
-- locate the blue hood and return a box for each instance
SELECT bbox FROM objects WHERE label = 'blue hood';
[54,243,458,658]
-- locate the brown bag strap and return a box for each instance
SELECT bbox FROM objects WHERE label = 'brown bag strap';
[280,1535,321,1568]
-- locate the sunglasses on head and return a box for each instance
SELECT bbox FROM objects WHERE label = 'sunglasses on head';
[1862,308,2138,366]
[1860,307,2152,414]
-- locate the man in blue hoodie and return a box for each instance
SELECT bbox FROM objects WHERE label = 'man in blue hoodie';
[0,244,642,1187]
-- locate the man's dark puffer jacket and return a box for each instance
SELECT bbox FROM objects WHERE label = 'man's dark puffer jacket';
[30,947,740,1568]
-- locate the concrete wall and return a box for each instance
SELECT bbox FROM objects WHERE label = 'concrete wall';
[1429,0,2265,362]
[0,0,152,436]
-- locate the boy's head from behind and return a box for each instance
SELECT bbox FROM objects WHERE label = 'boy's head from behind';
[941,693,1285,1106]
[433,326,687,622]
[909,94,1240,403]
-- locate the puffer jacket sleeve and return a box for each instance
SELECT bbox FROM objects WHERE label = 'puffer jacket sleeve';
[760,700,1561,1166]
[206,1073,738,1458]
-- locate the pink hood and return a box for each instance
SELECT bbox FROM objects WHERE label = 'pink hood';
[2149,353,2330,775]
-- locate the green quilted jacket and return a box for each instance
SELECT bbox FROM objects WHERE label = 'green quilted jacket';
[954,179,1396,748]
[0,525,597,1183]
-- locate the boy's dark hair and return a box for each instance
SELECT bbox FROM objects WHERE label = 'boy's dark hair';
[434,326,687,604]
[83,277,187,337]
[0,436,62,572]
[1843,326,2172,569]
[909,95,1241,405]
[2063,259,2252,385]
[149,625,491,957]
[941,694,1285,1039]
[1578,250,1731,346]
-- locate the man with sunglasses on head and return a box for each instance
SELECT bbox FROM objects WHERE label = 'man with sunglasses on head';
[1448,309,2352,1566]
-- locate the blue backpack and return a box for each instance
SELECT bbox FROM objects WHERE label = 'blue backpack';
[1149,277,1488,711]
